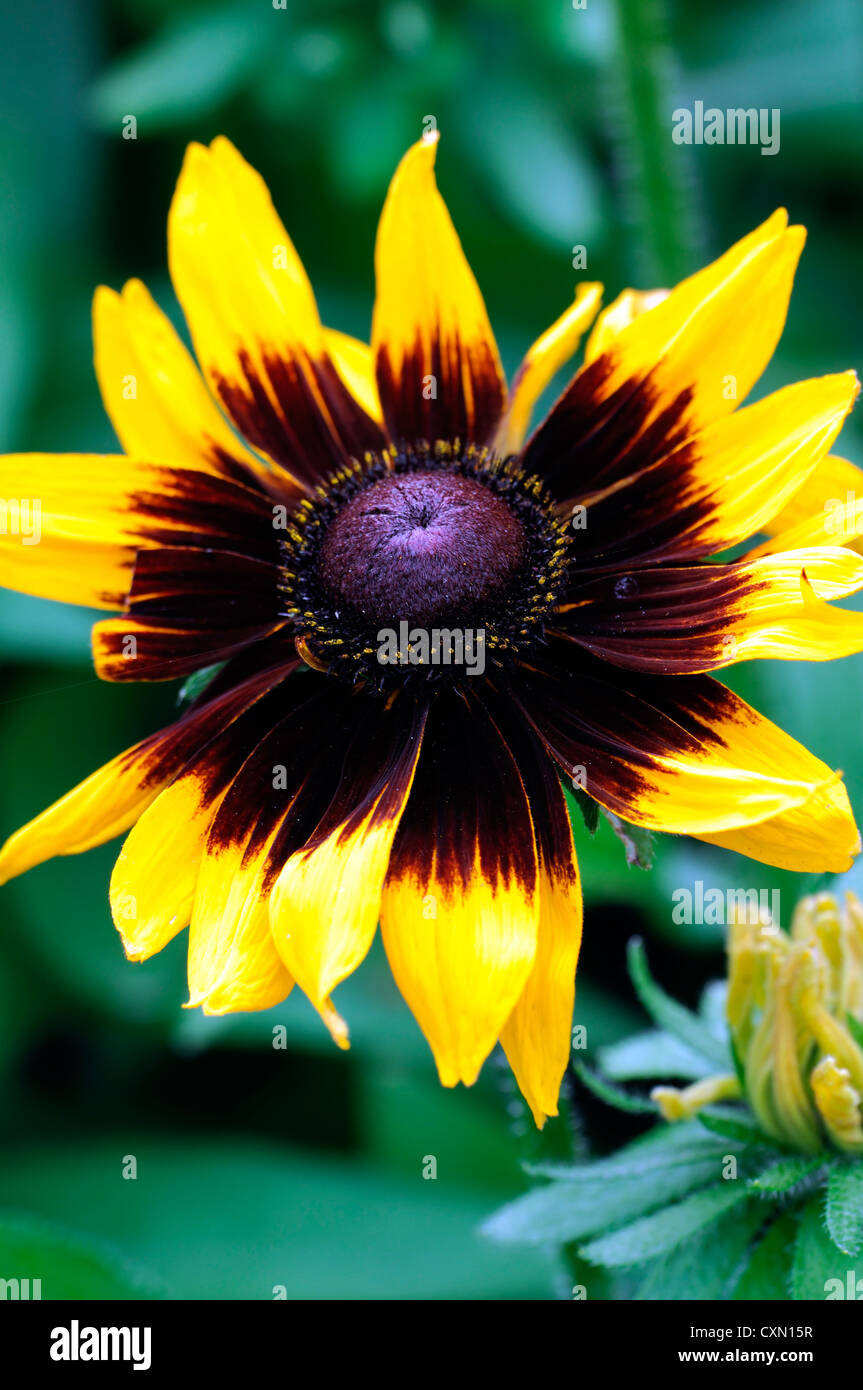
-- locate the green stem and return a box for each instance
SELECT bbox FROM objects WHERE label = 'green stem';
[609,0,697,285]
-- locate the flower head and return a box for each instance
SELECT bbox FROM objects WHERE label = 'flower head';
[656,891,863,1153]
[1,132,862,1125]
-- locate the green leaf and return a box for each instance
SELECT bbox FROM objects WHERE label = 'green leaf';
[599,1029,714,1082]
[749,1155,829,1196]
[627,938,731,1069]
[731,1214,796,1300]
[579,1182,753,1268]
[178,662,226,707]
[791,1196,854,1300]
[571,1057,657,1114]
[697,1108,774,1146]
[485,1123,729,1246]
[603,810,655,869]
[0,1211,166,1300]
[825,1161,863,1256]
[634,1202,768,1301]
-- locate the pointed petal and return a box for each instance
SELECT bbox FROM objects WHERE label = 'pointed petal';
[93,279,272,489]
[494,283,603,456]
[168,138,384,489]
[516,641,858,852]
[524,211,806,498]
[582,288,669,365]
[567,373,858,565]
[111,667,313,964]
[752,454,863,556]
[696,776,859,873]
[270,693,427,1045]
[0,664,293,886]
[380,691,539,1087]
[559,546,863,673]
[372,132,506,446]
[0,453,278,607]
[490,704,582,1127]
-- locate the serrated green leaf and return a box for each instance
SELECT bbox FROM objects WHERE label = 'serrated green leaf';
[627,939,731,1069]
[749,1155,828,1196]
[579,1182,753,1268]
[603,809,655,868]
[571,1057,657,1113]
[484,1124,729,1246]
[731,1214,796,1300]
[634,1202,768,1301]
[598,1029,713,1082]
[791,1196,854,1300]
[528,1116,732,1180]
[825,1161,863,1256]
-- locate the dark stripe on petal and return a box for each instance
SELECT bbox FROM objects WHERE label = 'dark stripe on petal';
[377,334,506,449]
[128,467,282,564]
[557,562,772,673]
[214,347,386,492]
[511,639,731,811]
[521,354,694,502]
[388,686,536,897]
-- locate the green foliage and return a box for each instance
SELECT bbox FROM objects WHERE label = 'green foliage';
[490,941,863,1298]
[824,1162,863,1256]
[627,938,731,1069]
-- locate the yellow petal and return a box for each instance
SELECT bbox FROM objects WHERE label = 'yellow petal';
[0,666,291,887]
[93,279,270,484]
[585,210,804,436]
[380,698,539,1086]
[500,829,582,1128]
[372,131,506,445]
[110,776,223,962]
[0,746,166,888]
[168,138,382,488]
[583,287,668,364]
[696,774,860,873]
[574,372,859,563]
[494,283,603,456]
[751,454,863,557]
[269,701,426,1046]
[524,649,859,849]
[187,819,294,1016]
[323,328,382,424]
[0,453,273,608]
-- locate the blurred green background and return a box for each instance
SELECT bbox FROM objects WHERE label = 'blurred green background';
[0,0,861,1299]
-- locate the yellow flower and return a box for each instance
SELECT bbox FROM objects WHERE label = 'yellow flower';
[1,132,862,1125]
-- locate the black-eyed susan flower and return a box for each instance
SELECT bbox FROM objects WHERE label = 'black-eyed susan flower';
[1,131,862,1126]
